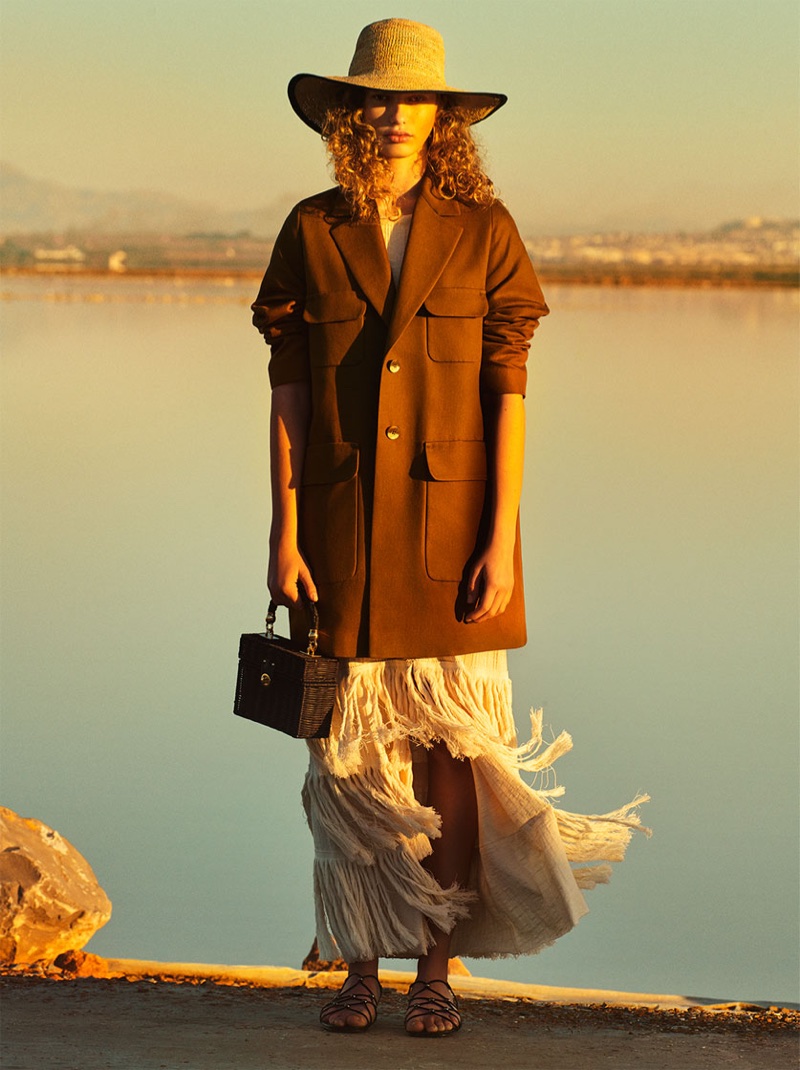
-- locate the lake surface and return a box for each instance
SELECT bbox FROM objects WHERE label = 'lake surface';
[1,275,797,1002]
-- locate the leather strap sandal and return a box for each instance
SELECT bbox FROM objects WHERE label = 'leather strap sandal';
[319,973,382,1032]
[404,978,462,1037]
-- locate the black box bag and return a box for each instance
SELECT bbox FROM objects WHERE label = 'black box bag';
[234,598,338,739]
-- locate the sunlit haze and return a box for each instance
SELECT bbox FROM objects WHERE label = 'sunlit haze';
[2,0,798,233]
[1,0,799,1007]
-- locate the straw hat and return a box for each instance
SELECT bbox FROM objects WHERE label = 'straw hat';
[288,18,507,133]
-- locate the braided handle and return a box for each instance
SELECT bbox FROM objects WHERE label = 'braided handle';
[266,591,320,656]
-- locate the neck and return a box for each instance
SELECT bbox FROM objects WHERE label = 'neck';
[386,153,427,200]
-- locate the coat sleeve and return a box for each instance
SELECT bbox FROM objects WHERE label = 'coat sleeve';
[250,207,311,388]
[481,202,549,397]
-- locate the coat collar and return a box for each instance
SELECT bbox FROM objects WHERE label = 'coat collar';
[329,177,465,344]
[386,179,464,351]
[329,210,394,324]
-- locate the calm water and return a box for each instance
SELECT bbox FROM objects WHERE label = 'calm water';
[1,275,797,1002]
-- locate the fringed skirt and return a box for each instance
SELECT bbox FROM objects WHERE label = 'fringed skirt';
[302,651,648,964]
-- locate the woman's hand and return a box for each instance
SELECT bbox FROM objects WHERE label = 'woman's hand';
[267,382,315,606]
[267,540,319,606]
[466,392,524,624]
[464,540,515,623]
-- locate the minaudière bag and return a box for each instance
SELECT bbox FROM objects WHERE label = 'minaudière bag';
[234,598,338,738]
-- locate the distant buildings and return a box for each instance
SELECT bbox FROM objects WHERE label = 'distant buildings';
[2,219,797,285]
[108,250,127,273]
[33,244,86,264]
[525,218,799,271]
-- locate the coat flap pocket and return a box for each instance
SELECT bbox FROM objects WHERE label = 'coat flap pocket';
[424,440,487,481]
[303,292,366,324]
[302,442,359,485]
[423,288,489,318]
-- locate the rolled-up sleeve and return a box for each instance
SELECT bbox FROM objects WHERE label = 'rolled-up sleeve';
[481,203,549,397]
[251,208,310,388]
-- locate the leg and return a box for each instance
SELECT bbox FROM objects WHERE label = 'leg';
[319,958,381,1031]
[406,741,477,1035]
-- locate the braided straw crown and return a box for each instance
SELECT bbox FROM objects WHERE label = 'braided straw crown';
[289,18,507,133]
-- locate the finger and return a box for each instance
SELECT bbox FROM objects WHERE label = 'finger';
[465,576,491,617]
[465,584,498,622]
[298,565,319,603]
[468,586,510,623]
[482,593,511,621]
[268,574,289,606]
[274,571,303,606]
[465,564,484,604]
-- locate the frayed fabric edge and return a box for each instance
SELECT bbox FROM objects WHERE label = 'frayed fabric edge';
[312,852,475,963]
[303,653,649,961]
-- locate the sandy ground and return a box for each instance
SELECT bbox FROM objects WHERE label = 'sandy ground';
[2,957,797,1070]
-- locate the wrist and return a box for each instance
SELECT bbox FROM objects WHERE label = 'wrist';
[485,527,516,555]
[269,526,298,552]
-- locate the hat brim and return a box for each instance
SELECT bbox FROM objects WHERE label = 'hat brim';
[288,72,507,134]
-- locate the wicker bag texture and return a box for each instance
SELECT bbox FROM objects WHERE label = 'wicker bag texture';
[234,599,338,738]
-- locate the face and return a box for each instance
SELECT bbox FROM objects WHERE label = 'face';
[361,91,439,160]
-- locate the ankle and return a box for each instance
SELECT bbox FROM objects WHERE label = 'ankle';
[415,952,450,984]
[348,958,378,977]
[344,973,380,996]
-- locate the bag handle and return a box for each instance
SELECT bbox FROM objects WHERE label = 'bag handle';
[266,592,321,656]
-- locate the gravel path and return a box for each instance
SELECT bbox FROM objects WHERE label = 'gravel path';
[3,975,797,1070]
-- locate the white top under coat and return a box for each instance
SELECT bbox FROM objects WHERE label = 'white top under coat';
[380,213,412,284]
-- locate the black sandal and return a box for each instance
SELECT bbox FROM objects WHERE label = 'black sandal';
[404,978,462,1037]
[319,973,382,1032]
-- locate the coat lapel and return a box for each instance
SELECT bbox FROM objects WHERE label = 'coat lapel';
[330,218,395,325]
[385,181,463,353]
[328,180,463,340]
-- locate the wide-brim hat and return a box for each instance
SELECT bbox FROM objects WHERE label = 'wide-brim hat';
[288,18,507,134]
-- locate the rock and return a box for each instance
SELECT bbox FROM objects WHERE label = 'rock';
[53,949,113,978]
[447,957,472,977]
[0,807,111,965]
[302,938,347,973]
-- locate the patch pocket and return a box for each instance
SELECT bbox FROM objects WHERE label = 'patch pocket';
[424,440,488,581]
[303,292,367,366]
[300,442,359,583]
[423,288,488,363]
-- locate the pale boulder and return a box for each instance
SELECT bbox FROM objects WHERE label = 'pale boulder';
[0,807,111,965]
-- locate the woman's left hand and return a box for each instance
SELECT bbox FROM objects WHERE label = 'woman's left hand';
[464,543,515,623]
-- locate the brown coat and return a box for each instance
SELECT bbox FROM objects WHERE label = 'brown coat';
[252,178,548,658]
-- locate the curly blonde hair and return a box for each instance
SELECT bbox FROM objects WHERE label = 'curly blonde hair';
[322,92,496,221]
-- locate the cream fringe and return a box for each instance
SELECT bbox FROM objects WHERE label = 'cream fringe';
[302,652,649,963]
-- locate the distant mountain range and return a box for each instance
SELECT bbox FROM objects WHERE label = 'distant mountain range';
[0,162,297,237]
[2,164,797,268]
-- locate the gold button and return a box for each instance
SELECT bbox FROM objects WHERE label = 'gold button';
[260,673,271,687]
[387,359,400,373]
[385,425,400,440]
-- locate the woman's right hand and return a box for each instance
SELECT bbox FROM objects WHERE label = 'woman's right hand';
[267,541,319,606]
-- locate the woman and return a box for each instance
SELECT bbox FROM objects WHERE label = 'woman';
[252,18,647,1037]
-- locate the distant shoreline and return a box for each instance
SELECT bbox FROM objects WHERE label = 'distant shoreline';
[2,265,797,289]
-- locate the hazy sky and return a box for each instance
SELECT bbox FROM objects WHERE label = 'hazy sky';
[2,0,798,231]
